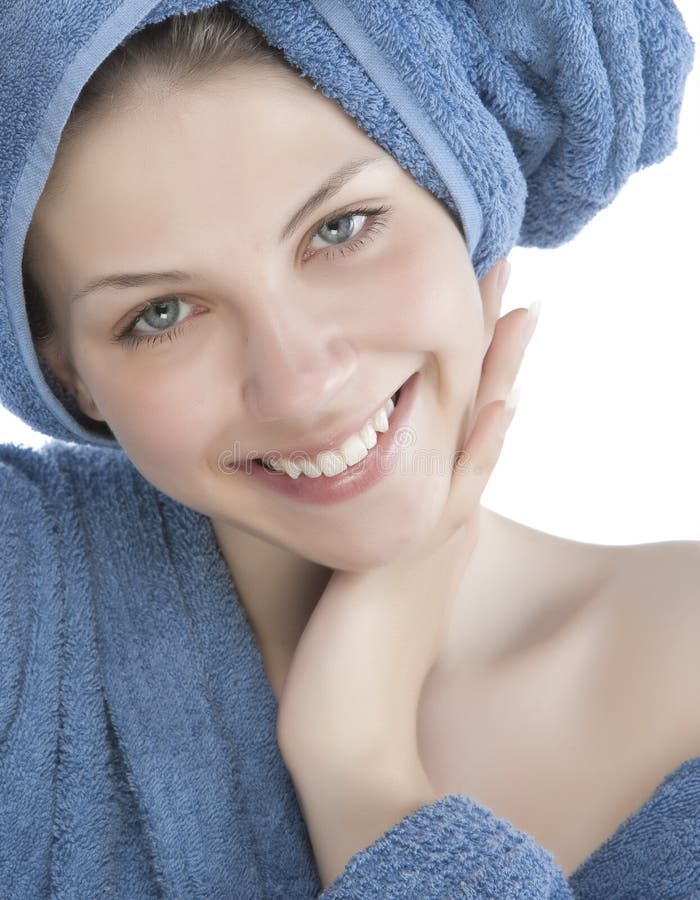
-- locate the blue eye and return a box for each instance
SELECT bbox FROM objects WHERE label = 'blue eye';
[305,205,390,261]
[312,213,364,247]
[137,297,191,333]
[113,296,195,349]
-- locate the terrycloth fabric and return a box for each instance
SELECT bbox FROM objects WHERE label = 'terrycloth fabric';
[0,0,694,446]
[0,442,700,900]
[1,439,699,899]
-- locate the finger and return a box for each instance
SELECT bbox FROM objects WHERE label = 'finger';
[446,397,516,529]
[477,257,510,338]
[475,306,530,416]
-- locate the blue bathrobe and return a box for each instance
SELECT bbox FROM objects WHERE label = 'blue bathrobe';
[1,0,697,896]
[1,439,699,898]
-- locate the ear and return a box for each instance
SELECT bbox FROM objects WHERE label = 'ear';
[477,257,511,346]
[37,336,106,422]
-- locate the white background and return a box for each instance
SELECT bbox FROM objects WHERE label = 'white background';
[2,1,698,545]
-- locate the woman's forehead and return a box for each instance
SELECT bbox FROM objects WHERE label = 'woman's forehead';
[41,66,388,219]
[29,68,402,299]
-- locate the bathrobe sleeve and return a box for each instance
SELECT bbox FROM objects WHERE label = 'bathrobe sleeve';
[318,793,573,898]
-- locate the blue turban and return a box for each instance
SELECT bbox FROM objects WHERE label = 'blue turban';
[0,0,694,446]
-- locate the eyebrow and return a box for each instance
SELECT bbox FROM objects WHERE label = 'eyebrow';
[70,154,385,304]
[279,153,384,242]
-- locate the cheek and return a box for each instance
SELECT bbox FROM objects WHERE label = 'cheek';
[84,354,215,477]
[378,229,480,348]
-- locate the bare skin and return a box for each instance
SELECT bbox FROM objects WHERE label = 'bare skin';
[416,511,700,878]
[230,493,700,880]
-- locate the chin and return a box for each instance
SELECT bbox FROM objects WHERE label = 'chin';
[310,491,449,572]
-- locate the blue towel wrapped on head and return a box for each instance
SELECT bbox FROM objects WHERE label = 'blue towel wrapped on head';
[0,0,694,446]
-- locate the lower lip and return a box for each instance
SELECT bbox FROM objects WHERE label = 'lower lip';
[233,370,420,506]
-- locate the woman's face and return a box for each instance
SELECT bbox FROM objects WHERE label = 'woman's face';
[28,63,489,571]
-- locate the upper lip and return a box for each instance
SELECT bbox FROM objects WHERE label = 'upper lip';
[254,378,406,462]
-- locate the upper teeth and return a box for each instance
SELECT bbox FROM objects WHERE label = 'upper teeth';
[261,395,397,479]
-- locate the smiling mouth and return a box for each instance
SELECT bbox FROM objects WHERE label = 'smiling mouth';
[253,384,403,471]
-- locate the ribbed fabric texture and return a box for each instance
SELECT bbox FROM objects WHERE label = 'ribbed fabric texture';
[0,0,694,445]
[1,440,699,898]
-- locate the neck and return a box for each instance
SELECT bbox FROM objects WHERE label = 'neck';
[212,521,333,698]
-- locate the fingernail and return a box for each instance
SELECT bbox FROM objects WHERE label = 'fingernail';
[497,258,512,295]
[521,300,541,350]
[500,385,520,436]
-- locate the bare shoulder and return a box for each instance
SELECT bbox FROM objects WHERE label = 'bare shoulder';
[593,538,700,753]
[604,539,700,657]
[611,538,700,604]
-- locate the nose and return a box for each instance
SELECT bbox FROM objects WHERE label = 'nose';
[241,297,357,424]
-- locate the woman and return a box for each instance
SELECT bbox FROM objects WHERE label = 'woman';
[1,1,697,896]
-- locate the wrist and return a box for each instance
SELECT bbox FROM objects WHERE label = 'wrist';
[288,756,439,890]
[289,747,435,799]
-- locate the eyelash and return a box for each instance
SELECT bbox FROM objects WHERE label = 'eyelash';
[112,204,391,349]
